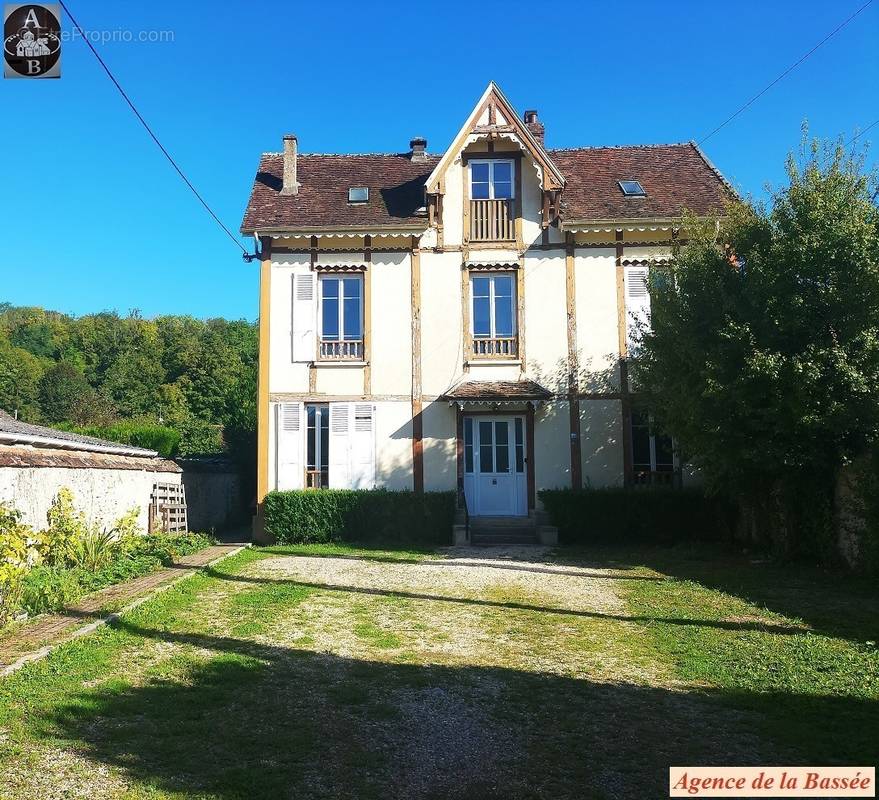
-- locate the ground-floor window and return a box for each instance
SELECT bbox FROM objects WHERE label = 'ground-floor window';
[630,408,675,487]
[306,403,329,488]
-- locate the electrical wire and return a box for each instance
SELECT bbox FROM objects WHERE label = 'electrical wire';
[698,0,875,145]
[58,0,248,255]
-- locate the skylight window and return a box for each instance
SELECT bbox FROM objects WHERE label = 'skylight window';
[348,187,369,203]
[618,180,646,197]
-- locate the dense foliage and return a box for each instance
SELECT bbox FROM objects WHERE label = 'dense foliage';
[0,491,214,624]
[636,137,879,557]
[0,305,257,461]
[538,488,726,544]
[264,489,456,546]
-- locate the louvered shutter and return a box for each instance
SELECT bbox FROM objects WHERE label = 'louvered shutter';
[624,266,651,354]
[291,272,317,362]
[349,403,376,489]
[328,402,350,488]
[276,402,304,489]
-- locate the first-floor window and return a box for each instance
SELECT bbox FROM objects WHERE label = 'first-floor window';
[471,272,517,358]
[306,404,329,488]
[319,274,363,359]
[630,408,675,486]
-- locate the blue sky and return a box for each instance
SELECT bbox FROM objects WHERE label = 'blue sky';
[1,0,876,321]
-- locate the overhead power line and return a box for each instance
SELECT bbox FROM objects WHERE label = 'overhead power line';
[846,118,879,145]
[698,0,875,145]
[59,0,248,255]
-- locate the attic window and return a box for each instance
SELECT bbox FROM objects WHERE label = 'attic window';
[619,180,646,197]
[348,187,369,203]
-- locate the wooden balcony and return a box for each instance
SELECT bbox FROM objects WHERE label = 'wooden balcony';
[632,468,676,488]
[305,469,328,489]
[472,336,518,359]
[319,339,363,360]
[470,199,515,242]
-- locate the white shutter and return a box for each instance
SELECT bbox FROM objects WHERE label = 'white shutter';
[349,403,376,489]
[624,266,651,354]
[291,272,317,362]
[328,402,350,488]
[275,402,303,490]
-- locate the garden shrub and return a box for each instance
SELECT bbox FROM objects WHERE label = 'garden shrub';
[264,489,456,546]
[43,487,87,564]
[58,420,181,458]
[538,487,729,545]
[0,503,35,624]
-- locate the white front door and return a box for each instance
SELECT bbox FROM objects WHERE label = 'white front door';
[463,415,527,517]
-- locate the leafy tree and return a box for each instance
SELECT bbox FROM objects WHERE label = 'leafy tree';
[636,137,879,555]
[0,339,45,420]
[37,362,93,423]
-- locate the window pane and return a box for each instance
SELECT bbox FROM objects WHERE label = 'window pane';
[465,445,474,473]
[472,276,491,297]
[322,278,339,298]
[655,433,674,469]
[464,417,473,446]
[322,297,339,339]
[495,421,509,473]
[343,297,361,339]
[479,421,493,472]
[464,418,473,474]
[319,412,329,471]
[473,296,491,337]
[493,291,514,336]
[631,420,651,468]
[514,418,524,473]
[493,180,513,200]
[471,182,490,200]
[306,406,316,469]
[492,161,512,183]
[471,163,490,182]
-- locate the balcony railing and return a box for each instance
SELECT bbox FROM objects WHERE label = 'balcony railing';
[470,199,515,242]
[319,339,363,360]
[472,336,518,359]
[632,468,676,488]
[305,468,328,489]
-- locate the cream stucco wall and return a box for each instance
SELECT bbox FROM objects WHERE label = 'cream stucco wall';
[0,461,181,532]
[575,249,620,392]
[580,399,624,488]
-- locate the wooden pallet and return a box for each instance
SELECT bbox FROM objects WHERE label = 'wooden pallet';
[149,482,188,534]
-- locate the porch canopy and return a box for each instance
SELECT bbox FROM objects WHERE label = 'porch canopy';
[443,379,552,409]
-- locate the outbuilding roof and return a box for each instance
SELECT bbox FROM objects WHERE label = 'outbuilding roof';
[0,411,160,458]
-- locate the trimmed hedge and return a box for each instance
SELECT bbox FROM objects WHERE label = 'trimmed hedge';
[538,487,729,544]
[264,489,456,546]
[58,420,181,458]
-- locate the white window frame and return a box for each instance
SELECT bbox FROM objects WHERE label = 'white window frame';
[318,273,364,342]
[470,272,517,340]
[631,410,676,472]
[469,159,515,200]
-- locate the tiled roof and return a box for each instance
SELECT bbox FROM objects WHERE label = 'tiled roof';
[0,445,180,472]
[549,142,732,221]
[444,379,553,401]
[241,153,440,232]
[240,142,731,233]
[0,411,159,457]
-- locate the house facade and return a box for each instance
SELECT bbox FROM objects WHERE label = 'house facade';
[241,83,731,539]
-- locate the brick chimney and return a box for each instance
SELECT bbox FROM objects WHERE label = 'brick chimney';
[523,110,545,147]
[410,137,428,163]
[281,133,300,195]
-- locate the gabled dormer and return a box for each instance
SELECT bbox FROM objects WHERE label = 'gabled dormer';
[424,82,566,248]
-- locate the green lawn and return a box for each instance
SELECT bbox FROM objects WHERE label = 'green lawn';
[0,542,875,800]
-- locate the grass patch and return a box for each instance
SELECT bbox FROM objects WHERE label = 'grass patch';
[611,544,879,763]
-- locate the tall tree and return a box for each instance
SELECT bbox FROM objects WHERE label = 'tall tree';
[636,137,879,554]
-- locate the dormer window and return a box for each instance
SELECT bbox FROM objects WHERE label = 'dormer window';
[470,160,514,200]
[619,180,646,197]
[348,187,369,203]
